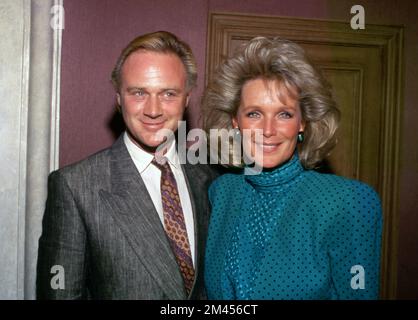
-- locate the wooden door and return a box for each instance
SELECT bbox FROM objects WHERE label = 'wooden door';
[206,12,404,299]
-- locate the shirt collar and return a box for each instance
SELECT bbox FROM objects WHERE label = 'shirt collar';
[123,131,180,173]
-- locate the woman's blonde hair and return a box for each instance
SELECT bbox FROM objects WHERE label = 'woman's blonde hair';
[202,36,340,169]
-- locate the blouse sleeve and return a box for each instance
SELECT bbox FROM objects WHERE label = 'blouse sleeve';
[327,182,383,299]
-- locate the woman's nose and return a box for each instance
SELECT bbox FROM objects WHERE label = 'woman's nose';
[262,117,276,137]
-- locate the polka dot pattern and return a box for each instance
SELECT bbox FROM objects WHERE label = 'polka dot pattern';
[204,154,382,300]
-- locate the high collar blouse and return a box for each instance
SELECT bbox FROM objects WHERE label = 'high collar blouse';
[204,154,382,300]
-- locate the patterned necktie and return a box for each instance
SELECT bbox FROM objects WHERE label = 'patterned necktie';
[152,157,195,295]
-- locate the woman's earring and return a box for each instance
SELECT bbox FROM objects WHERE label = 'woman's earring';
[231,127,242,166]
[297,132,304,143]
[233,127,241,138]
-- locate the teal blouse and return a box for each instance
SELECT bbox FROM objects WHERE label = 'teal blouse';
[204,154,382,299]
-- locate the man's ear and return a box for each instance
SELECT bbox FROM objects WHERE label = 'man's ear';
[116,93,122,113]
[116,93,121,106]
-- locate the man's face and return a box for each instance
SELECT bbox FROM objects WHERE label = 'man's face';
[117,50,190,153]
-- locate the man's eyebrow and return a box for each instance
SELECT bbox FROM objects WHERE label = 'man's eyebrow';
[125,86,183,92]
[161,87,183,92]
[126,86,144,92]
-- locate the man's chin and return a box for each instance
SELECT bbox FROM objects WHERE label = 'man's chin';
[141,140,169,153]
[128,135,165,153]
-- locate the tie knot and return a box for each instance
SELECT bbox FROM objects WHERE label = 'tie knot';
[152,156,170,172]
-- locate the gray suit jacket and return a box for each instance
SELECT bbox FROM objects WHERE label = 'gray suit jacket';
[36,136,218,299]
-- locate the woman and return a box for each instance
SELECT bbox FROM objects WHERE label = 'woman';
[202,37,382,300]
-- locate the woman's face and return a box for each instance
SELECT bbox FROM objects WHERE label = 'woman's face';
[232,78,304,169]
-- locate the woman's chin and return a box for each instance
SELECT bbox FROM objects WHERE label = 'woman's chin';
[257,157,290,170]
[262,162,280,169]
[251,159,280,170]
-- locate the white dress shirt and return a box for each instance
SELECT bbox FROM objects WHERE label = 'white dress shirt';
[123,132,195,266]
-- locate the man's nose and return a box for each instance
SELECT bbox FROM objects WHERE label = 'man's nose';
[143,95,162,118]
[262,117,276,137]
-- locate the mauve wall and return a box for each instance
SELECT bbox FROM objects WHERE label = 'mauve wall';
[60,0,418,298]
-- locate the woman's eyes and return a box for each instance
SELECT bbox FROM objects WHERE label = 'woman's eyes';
[247,111,260,118]
[279,111,293,119]
[246,111,293,119]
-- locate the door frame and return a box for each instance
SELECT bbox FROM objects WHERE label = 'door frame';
[0,0,63,299]
[206,12,404,299]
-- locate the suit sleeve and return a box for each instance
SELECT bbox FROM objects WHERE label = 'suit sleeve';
[36,171,88,299]
[328,183,383,299]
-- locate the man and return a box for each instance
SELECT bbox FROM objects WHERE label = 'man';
[36,31,218,299]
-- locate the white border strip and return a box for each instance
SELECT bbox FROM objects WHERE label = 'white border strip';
[17,0,32,300]
[50,0,63,172]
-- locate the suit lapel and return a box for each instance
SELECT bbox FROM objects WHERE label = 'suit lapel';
[98,137,186,299]
[182,163,211,297]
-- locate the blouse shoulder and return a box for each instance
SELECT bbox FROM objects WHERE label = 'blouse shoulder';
[310,173,383,299]
[209,172,243,195]
[305,171,382,217]
[310,171,379,197]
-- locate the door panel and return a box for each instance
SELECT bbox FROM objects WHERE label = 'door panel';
[306,44,383,190]
[321,67,362,179]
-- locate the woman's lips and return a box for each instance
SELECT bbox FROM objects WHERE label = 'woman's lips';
[255,142,281,153]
